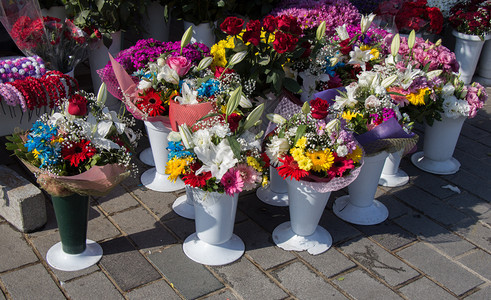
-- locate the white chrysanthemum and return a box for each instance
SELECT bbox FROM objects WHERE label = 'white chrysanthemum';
[365,95,381,109]
[443,96,470,119]
[265,136,290,166]
[336,145,349,157]
[192,129,213,149]
[210,124,230,138]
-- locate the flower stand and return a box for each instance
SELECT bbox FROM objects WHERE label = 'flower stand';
[46,194,102,271]
[139,147,155,166]
[452,30,488,84]
[183,190,244,265]
[141,1,170,41]
[411,115,465,175]
[172,186,195,219]
[141,120,185,192]
[272,179,332,255]
[256,166,289,207]
[474,40,491,86]
[183,22,215,48]
[378,149,409,187]
[333,151,389,225]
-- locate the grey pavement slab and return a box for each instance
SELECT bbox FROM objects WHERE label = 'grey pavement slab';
[94,185,141,215]
[457,249,491,281]
[131,187,180,221]
[0,263,65,299]
[394,213,475,257]
[99,237,161,291]
[464,285,491,300]
[298,248,356,278]
[0,223,38,272]
[126,279,180,300]
[398,277,456,299]
[397,242,484,296]
[212,257,288,299]
[442,169,491,202]
[377,194,412,220]
[456,134,491,161]
[87,206,121,242]
[202,288,239,300]
[460,122,490,141]
[411,171,461,199]
[272,261,346,299]
[319,211,362,244]
[354,220,417,251]
[111,206,177,252]
[63,271,123,300]
[454,148,491,181]
[446,192,491,225]
[0,290,5,300]
[164,216,195,241]
[452,219,491,252]
[147,244,223,299]
[235,219,296,270]
[237,193,289,233]
[332,269,402,299]
[340,237,419,287]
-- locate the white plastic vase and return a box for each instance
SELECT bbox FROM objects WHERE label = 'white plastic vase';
[140,121,185,192]
[452,30,487,84]
[378,149,409,187]
[333,151,389,225]
[256,166,289,207]
[272,179,332,255]
[139,126,155,166]
[172,185,195,219]
[411,115,465,175]
[142,1,170,41]
[475,40,491,86]
[183,21,215,48]
[183,190,244,265]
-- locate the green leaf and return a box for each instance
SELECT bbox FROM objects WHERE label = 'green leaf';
[226,86,242,118]
[226,136,242,159]
[283,77,301,94]
[293,124,307,145]
[258,55,270,66]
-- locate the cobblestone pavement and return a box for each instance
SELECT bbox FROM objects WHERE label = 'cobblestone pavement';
[0,86,489,299]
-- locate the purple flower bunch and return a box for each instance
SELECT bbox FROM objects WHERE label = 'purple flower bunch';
[342,24,389,46]
[0,56,46,83]
[465,82,487,118]
[271,0,360,34]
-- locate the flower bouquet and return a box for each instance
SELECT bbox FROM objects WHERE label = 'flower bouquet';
[449,0,491,40]
[265,100,363,254]
[171,88,267,265]
[5,86,139,272]
[394,0,444,35]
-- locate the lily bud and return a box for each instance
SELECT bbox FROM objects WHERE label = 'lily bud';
[243,103,264,130]
[316,21,326,40]
[360,14,376,34]
[178,124,194,149]
[197,56,213,71]
[391,34,400,57]
[301,102,310,114]
[408,30,416,49]
[97,82,107,106]
[266,113,286,125]
[181,26,193,54]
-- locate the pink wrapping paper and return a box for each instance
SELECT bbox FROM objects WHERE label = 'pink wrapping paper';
[168,99,215,131]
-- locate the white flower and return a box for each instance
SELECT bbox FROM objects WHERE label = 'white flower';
[365,95,381,108]
[335,24,349,40]
[210,124,230,138]
[357,71,377,88]
[158,64,179,85]
[167,131,182,142]
[157,57,166,66]
[333,83,358,110]
[137,79,152,90]
[265,136,290,166]
[174,83,198,104]
[195,139,238,180]
[348,46,373,67]
[192,129,214,149]
[336,145,348,157]
[443,96,470,119]
[101,107,125,134]
[441,83,455,97]
[239,95,253,108]
[76,113,120,150]
[360,14,376,34]
[238,130,261,150]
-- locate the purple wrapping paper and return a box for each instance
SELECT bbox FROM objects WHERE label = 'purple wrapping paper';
[313,87,346,105]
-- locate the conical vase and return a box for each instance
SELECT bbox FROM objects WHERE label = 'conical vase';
[142,1,170,41]
[411,115,465,175]
[452,30,487,84]
[333,151,389,225]
[379,148,409,187]
[172,185,195,219]
[256,166,289,207]
[272,179,332,255]
[140,120,185,192]
[183,190,244,265]
[183,21,215,47]
[46,194,102,271]
[475,40,491,86]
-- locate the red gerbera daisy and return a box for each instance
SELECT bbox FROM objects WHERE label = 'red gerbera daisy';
[329,154,355,177]
[136,89,166,116]
[260,152,270,168]
[182,162,212,187]
[61,139,97,167]
[277,155,309,181]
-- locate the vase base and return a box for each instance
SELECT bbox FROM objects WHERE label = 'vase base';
[172,195,195,219]
[141,168,185,192]
[472,75,491,87]
[378,169,409,187]
[46,240,102,271]
[411,151,461,175]
[256,186,289,207]
[333,196,388,225]
[139,147,155,166]
[183,233,245,266]
[272,221,332,255]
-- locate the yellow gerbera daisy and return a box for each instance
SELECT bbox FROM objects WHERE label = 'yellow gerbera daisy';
[342,111,362,121]
[406,88,428,106]
[295,136,307,149]
[306,149,334,172]
[297,156,313,171]
[247,156,263,172]
[165,158,188,182]
[346,146,363,163]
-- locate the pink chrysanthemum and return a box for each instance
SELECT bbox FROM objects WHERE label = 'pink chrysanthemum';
[236,163,261,191]
[221,168,244,196]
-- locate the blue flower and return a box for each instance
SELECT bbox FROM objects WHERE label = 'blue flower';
[325,58,345,77]
[197,79,220,98]
[166,141,194,160]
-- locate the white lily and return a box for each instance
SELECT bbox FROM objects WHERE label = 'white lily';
[174,83,198,104]
[333,83,358,110]
[335,24,349,40]
[101,107,125,134]
[348,46,373,68]
[158,64,179,84]
[360,13,376,34]
[76,113,120,150]
[195,139,238,180]
[138,78,152,90]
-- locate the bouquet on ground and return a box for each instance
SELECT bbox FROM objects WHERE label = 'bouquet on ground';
[394,0,444,34]
[5,85,140,196]
[166,87,268,196]
[449,0,491,39]
[264,99,363,192]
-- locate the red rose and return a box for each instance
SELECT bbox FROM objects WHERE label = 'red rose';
[227,113,243,132]
[214,66,234,78]
[262,15,277,33]
[67,94,88,116]
[273,31,289,53]
[220,17,244,35]
[339,39,352,55]
[427,7,443,33]
[300,41,311,58]
[243,29,261,46]
[309,98,329,119]
[246,20,261,32]
[276,15,302,35]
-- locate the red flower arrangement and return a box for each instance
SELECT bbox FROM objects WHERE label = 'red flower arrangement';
[449,0,491,39]
[395,0,444,34]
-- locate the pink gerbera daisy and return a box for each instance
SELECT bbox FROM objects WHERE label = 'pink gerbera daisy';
[221,168,244,196]
[236,163,261,191]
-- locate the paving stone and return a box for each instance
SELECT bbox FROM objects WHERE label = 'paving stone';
[0,264,64,299]
[64,271,123,300]
[319,211,362,244]
[100,237,161,291]
[87,206,121,242]
[212,257,288,299]
[95,185,140,214]
[443,169,491,202]
[332,269,402,299]
[378,194,412,220]
[460,122,490,140]
[238,193,289,233]
[464,285,491,300]
[0,290,5,300]
[272,261,346,299]
[111,207,176,252]
[30,232,99,282]
[147,245,223,299]
[340,236,419,287]
[235,220,295,270]
[446,192,491,225]
[355,220,417,251]
[452,219,491,252]
[126,279,180,300]
[391,186,468,226]
[457,249,491,280]
[131,187,179,221]
[394,213,475,257]
[0,223,38,272]
[399,277,456,299]
[467,113,491,133]
[411,171,459,199]
[397,242,484,296]
[163,216,195,241]
[454,148,491,181]
[201,288,239,300]
[298,247,356,278]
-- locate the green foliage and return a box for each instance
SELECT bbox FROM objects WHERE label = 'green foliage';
[38,0,65,9]
[171,0,235,24]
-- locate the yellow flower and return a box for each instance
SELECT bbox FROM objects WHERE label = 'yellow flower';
[342,111,362,121]
[211,38,235,68]
[290,147,305,161]
[306,149,334,172]
[295,136,307,149]
[32,148,40,159]
[297,156,313,171]
[165,158,188,182]
[247,156,263,172]
[360,45,379,60]
[51,136,64,144]
[262,175,268,187]
[346,146,363,163]
[406,88,429,106]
